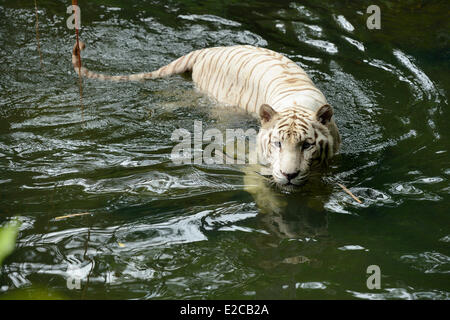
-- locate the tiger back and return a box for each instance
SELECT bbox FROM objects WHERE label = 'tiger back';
[191,46,327,115]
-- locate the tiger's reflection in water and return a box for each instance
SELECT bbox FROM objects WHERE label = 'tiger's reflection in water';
[243,164,330,240]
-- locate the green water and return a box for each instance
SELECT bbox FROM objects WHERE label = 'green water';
[0,0,449,299]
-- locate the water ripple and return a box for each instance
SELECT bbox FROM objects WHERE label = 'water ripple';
[0,0,448,300]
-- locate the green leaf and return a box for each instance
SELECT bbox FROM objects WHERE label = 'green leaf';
[0,220,21,266]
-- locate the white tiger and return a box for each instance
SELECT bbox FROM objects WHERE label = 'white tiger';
[72,42,341,188]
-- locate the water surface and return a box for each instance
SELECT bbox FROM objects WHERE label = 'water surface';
[0,0,449,299]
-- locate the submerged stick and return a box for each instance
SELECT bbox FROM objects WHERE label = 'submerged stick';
[34,0,43,68]
[72,0,84,120]
[337,182,362,203]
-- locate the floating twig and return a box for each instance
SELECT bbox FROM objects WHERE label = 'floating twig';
[54,212,91,221]
[337,182,362,203]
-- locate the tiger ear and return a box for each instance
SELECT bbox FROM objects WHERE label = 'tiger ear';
[316,104,333,125]
[259,104,277,124]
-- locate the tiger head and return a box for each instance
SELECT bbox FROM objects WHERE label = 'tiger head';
[257,103,340,189]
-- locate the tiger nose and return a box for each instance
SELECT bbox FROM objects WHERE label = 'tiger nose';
[281,171,300,181]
